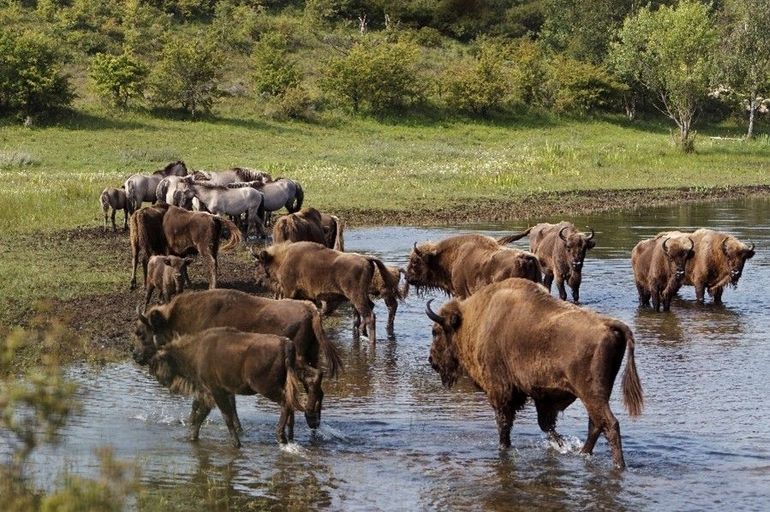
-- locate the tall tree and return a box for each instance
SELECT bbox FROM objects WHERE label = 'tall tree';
[718,0,770,138]
[608,1,717,152]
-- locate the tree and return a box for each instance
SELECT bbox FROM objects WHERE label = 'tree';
[608,2,717,152]
[89,51,148,108]
[717,0,770,139]
[443,38,512,115]
[251,33,300,97]
[0,30,74,120]
[148,36,224,118]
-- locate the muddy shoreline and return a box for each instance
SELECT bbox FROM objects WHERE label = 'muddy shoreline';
[10,184,770,364]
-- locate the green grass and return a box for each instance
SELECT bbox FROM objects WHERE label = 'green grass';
[1,106,768,234]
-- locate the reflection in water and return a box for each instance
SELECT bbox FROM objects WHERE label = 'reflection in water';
[15,196,770,510]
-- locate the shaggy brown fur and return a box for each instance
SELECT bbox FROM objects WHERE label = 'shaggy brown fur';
[99,187,129,232]
[631,234,694,311]
[129,205,241,290]
[662,228,755,304]
[148,327,324,446]
[406,234,542,299]
[501,222,595,303]
[144,255,194,309]
[271,208,345,251]
[426,278,643,469]
[253,241,399,343]
[133,288,342,379]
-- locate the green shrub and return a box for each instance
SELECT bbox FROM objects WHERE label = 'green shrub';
[510,39,549,105]
[89,51,148,108]
[442,39,512,115]
[0,30,74,119]
[264,85,317,121]
[323,39,421,115]
[251,33,300,97]
[543,55,626,114]
[148,36,224,118]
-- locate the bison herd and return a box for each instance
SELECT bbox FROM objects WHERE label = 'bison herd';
[98,161,755,469]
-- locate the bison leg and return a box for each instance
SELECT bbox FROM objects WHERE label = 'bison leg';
[568,274,582,303]
[276,406,295,444]
[583,403,625,469]
[189,396,212,442]
[201,252,217,289]
[555,275,568,301]
[711,286,724,305]
[212,391,241,448]
[580,417,602,455]
[535,400,564,448]
[543,272,554,292]
[384,295,398,337]
[694,283,706,303]
[144,284,155,310]
[635,282,651,307]
[230,395,242,433]
[651,289,662,312]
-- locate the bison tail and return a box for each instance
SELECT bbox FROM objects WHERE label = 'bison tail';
[612,321,644,417]
[283,341,305,412]
[497,228,532,245]
[332,216,345,252]
[217,217,242,252]
[310,302,342,378]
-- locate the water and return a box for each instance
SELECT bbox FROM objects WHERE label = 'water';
[5,197,770,510]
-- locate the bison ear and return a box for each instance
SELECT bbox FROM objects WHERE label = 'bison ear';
[148,309,167,331]
[448,312,462,330]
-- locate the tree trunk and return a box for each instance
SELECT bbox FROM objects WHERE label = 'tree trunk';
[747,94,757,140]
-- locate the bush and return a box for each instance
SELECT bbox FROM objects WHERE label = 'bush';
[148,36,224,118]
[543,55,626,114]
[0,31,74,120]
[89,51,148,108]
[264,85,317,121]
[251,33,300,98]
[323,39,421,115]
[509,39,549,106]
[442,39,512,115]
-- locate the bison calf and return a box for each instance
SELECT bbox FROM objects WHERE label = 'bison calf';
[149,327,324,447]
[426,278,643,469]
[144,255,194,308]
[631,235,694,312]
[100,187,129,232]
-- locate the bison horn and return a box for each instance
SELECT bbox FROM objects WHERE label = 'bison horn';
[425,299,444,325]
[136,304,150,326]
[585,227,595,241]
[559,226,569,242]
[748,242,755,252]
[687,237,695,252]
[662,237,671,255]
[413,242,422,256]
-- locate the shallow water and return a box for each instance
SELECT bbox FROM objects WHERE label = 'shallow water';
[6,197,770,510]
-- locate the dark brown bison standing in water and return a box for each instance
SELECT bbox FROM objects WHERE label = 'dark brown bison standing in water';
[149,327,324,447]
[406,234,541,299]
[500,222,595,303]
[673,228,755,304]
[253,241,399,343]
[425,278,643,469]
[631,234,694,311]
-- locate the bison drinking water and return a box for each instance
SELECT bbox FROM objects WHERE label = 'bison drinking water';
[425,278,643,468]
[631,234,694,311]
[148,327,324,447]
[406,234,541,299]
[500,221,595,303]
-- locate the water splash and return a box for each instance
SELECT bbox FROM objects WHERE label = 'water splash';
[279,442,307,457]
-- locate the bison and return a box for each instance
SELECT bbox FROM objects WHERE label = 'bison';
[132,288,342,379]
[425,278,643,469]
[675,228,755,304]
[99,187,129,232]
[149,327,324,447]
[501,222,595,303]
[369,265,408,337]
[253,241,399,343]
[144,255,194,308]
[631,234,694,311]
[272,207,345,251]
[129,204,241,290]
[406,234,541,299]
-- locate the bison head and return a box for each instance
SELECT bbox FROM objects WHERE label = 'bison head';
[721,237,755,285]
[148,349,177,388]
[558,226,595,271]
[302,367,324,429]
[662,237,695,281]
[425,299,462,388]
[406,242,446,293]
[251,248,278,292]
[132,306,172,365]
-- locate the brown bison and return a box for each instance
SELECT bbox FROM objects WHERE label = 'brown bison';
[100,187,129,232]
[675,228,755,304]
[425,278,643,469]
[406,234,541,299]
[631,234,694,311]
[253,241,399,343]
[132,288,342,379]
[501,222,595,303]
[129,204,241,290]
[144,255,194,308]
[369,265,408,337]
[149,327,324,447]
[272,207,345,251]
